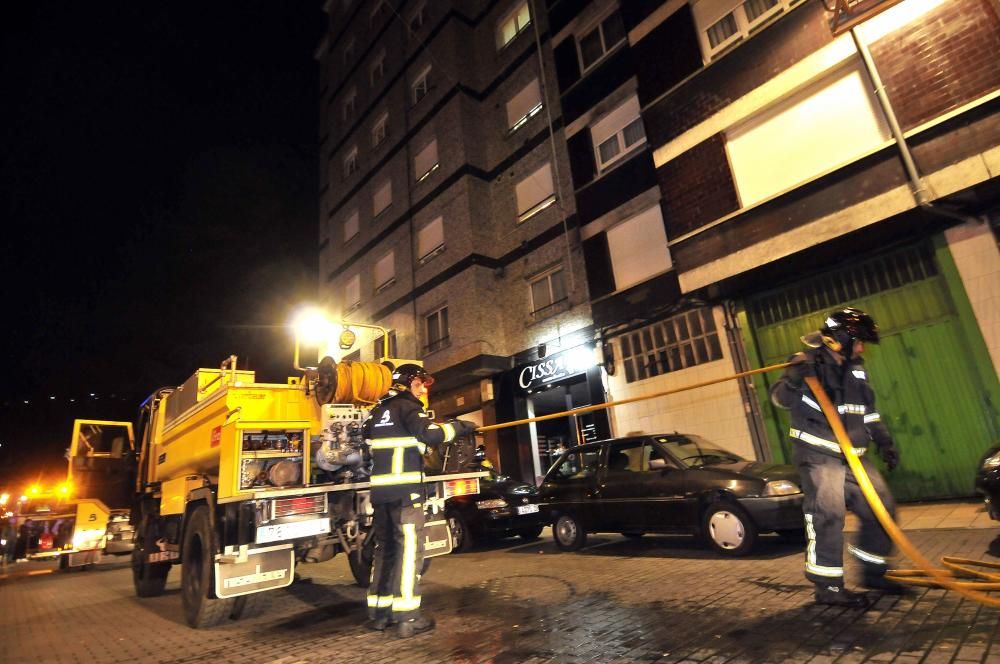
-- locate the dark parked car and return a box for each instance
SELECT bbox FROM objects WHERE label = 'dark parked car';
[975,443,1000,520]
[538,433,805,556]
[445,463,544,552]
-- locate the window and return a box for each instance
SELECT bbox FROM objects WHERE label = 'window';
[342,88,356,122]
[506,78,543,132]
[412,65,430,104]
[374,250,395,291]
[343,147,358,178]
[606,205,671,291]
[425,306,449,353]
[372,330,398,360]
[343,39,355,65]
[370,51,385,87]
[618,308,724,383]
[578,11,626,71]
[372,113,388,147]
[515,162,556,222]
[529,267,567,316]
[549,447,602,481]
[345,274,361,311]
[409,2,425,32]
[373,179,392,216]
[497,1,531,49]
[591,96,646,171]
[725,61,891,207]
[370,0,388,26]
[417,216,444,262]
[414,139,439,182]
[343,210,359,243]
[693,0,793,60]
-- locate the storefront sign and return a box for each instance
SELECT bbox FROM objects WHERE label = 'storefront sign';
[515,345,594,391]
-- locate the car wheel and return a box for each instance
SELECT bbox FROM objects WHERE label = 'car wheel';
[622,532,645,538]
[448,511,474,553]
[703,502,757,556]
[518,525,544,541]
[553,513,587,551]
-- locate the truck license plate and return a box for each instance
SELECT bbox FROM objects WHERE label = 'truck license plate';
[516,504,539,515]
[256,517,330,544]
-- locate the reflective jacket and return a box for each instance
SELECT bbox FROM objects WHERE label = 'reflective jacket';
[364,390,462,504]
[770,346,893,459]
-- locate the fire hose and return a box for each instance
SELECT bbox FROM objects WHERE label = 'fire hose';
[471,362,1000,606]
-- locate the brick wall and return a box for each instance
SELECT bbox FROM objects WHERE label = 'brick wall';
[870,0,1000,131]
[656,133,739,238]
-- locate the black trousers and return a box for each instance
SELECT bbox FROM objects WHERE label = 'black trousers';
[366,496,425,620]
[794,444,896,586]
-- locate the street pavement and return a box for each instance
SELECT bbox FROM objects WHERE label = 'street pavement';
[1,516,999,663]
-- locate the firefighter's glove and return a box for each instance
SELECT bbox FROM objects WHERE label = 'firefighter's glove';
[785,354,816,388]
[451,419,479,436]
[879,445,900,471]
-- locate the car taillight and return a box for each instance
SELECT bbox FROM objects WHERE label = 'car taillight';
[273,495,327,519]
[443,478,480,498]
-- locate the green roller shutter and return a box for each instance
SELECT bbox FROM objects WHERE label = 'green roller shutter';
[743,242,1000,501]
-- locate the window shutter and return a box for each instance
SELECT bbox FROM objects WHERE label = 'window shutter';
[417,216,444,259]
[344,211,359,242]
[515,163,554,216]
[591,96,641,147]
[345,274,361,308]
[506,79,542,128]
[374,250,394,288]
[373,180,392,215]
[414,139,438,178]
[607,205,672,291]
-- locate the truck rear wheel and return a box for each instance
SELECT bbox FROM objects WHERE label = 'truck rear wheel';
[181,506,234,628]
[349,528,375,587]
[132,517,170,597]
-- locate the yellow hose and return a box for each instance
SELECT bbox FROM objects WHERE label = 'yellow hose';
[804,376,1000,606]
[331,361,391,405]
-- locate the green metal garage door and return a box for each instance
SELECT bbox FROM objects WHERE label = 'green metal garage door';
[743,242,1000,501]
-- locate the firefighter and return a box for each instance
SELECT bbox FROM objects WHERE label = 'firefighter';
[363,363,477,637]
[770,307,906,607]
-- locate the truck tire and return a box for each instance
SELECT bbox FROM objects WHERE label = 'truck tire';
[132,517,170,597]
[230,592,269,620]
[181,505,235,628]
[349,528,375,588]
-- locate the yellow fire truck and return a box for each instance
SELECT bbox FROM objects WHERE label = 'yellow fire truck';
[129,320,483,628]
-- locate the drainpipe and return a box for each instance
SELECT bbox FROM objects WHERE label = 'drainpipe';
[723,301,772,462]
[850,28,984,226]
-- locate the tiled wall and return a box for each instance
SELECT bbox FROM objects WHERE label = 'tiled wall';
[945,221,1000,374]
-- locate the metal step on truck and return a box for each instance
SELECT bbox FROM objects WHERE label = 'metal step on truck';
[128,320,485,628]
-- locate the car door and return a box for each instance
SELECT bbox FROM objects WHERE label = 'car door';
[640,438,691,532]
[596,438,649,532]
[539,445,602,526]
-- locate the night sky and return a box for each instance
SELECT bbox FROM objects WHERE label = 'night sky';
[1,2,323,487]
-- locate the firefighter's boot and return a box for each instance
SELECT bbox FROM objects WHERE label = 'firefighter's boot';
[814,584,870,608]
[397,614,435,638]
[862,572,910,595]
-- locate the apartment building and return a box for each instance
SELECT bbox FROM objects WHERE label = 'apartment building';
[316,0,608,483]
[546,0,1000,500]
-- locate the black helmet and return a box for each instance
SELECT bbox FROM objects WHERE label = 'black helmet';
[821,307,879,355]
[390,363,433,391]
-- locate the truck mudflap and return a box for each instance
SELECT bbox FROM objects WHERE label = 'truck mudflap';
[215,544,294,599]
[422,517,452,558]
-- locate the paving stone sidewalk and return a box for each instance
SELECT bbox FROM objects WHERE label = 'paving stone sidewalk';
[2,526,998,663]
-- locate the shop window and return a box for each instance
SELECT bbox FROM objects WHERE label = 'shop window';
[372,330,398,360]
[417,216,444,263]
[425,306,449,353]
[414,139,439,182]
[692,0,799,61]
[578,11,626,72]
[412,65,430,104]
[618,308,723,383]
[343,210,359,243]
[506,78,543,132]
[497,1,531,49]
[345,274,361,312]
[373,179,392,216]
[529,267,567,317]
[590,95,646,172]
[606,205,671,292]
[516,162,556,223]
[374,249,395,292]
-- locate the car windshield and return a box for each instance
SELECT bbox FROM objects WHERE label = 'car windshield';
[655,434,744,468]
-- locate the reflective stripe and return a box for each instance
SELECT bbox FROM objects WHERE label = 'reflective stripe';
[848,544,887,566]
[863,413,881,423]
[392,447,404,476]
[837,403,866,416]
[790,429,866,456]
[852,370,867,380]
[395,522,420,613]
[801,395,822,412]
[371,437,426,454]
[370,471,424,486]
[805,514,844,578]
[367,594,393,608]
[441,422,457,441]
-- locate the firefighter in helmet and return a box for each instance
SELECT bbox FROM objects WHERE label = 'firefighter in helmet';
[363,363,477,637]
[770,307,906,607]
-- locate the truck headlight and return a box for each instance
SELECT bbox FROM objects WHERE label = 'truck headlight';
[982,452,1000,471]
[763,480,801,496]
[476,498,508,510]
